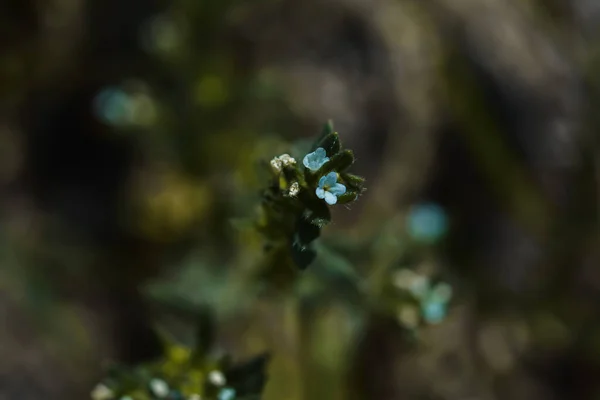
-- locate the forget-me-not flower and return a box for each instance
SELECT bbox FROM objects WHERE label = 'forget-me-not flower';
[316,172,346,205]
[421,301,447,324]
[303,147,330,171]
[406,202,448,244]
[94,87,131,126]
[420,282,453,324]
[218,387,236,400]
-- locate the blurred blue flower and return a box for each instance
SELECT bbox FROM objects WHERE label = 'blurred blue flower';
[421,300,447,324]
[316,172,346,205]
[94,87,131,126]
[168,390,184,400]
[421,283,452,324]
[303,147,329,171]
[407,203,448,244]
[218,387,236,400]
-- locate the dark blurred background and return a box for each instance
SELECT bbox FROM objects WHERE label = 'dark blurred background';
[2,0,600,399]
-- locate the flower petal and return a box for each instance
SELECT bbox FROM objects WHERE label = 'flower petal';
[422,301,446,324]
[316,187,326,199]
[329,183,346,196]
[324,191,337,205]
[302,148,330,171]
[302,153,314,169]
[407,203,448,243]
[317,175,328,188]
[323,172,338,187]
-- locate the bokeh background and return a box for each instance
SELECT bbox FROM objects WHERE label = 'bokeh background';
[2,0,600,399]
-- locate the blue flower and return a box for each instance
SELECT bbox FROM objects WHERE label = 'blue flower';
[316,172,346,205]
[406,203,448,244]
[94,87,131,126]
[421,300,447,324]
[218,387,236,400]
[303,147,330,171]
[421,283,452,324]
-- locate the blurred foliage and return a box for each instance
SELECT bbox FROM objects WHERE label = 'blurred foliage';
[3,0,600,399]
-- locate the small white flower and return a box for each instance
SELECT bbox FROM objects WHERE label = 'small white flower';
[288,182,300,197]
[270,157,283,173]
[270,154,296,174]
[149,378,169,398]
[278,154,296,167]
[208,370,227,386]
[91,384,114,400]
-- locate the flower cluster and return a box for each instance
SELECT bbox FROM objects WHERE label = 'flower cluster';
[393,269,453,328]
[303,148,347,205]
[90,333,269,400]
[256,121,366,270]
[91,363,241,400]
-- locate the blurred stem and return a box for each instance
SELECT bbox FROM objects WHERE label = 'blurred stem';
[284,294,305,400]
[295,299,350,400]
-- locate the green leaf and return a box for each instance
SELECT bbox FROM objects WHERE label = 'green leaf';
[309,217,330,228]
[316,120,334,143]
[291,241,317,270]
[312,243,365,303]
[318,149,354,175]
[225,353,271,397]
[340,173,366,191]
[310,121,335,152]
[294,217,321,245]
[303,199,332,227]
[336,191,359,204]
[281,164,301,183]
[315,132,342,156]
[299,190,331,215]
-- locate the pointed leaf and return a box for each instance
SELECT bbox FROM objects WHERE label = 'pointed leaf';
[299,192,332,224]
[336,191,359,204]
[303,199,332,226]
[316,132,341,156]
[318,149,354,175]
[294,217,321,245]
[340,173,365,191]
[225,354,271,396]
[314,120,334,145]
[291,241,317,270]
